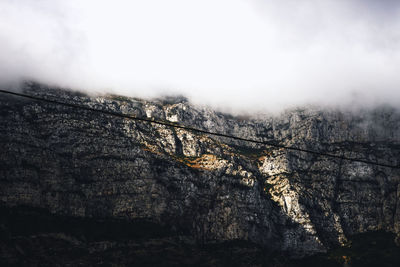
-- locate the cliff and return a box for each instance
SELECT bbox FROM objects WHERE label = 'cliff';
[1,82,400,265]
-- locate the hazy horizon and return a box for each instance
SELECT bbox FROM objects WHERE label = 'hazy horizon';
[1,0,400,113]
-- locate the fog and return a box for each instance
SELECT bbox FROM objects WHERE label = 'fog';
[1,0,400,113]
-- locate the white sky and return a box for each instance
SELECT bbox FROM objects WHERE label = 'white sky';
[1,0,400,112]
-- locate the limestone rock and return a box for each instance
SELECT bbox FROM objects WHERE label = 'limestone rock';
[0,82,399,258]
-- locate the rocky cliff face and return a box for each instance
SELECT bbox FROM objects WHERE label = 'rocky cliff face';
[1,83,400,262]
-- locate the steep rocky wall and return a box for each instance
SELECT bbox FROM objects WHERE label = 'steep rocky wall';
[1,83,399,258]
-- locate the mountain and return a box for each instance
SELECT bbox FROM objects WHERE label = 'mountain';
[1,82,400,266]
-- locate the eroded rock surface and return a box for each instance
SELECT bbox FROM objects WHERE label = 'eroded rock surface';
[1,83,399,260]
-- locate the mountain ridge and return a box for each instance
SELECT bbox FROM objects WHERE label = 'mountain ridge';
[1,82,400,265]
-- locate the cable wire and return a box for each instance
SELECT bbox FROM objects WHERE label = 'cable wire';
[0,89,399,169]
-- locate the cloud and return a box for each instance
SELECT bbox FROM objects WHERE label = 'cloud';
[1,0,400,113]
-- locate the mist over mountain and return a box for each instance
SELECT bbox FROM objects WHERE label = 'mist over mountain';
[1,1,400,266]
[1,0,400,112]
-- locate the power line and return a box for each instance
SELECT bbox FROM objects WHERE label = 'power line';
[0,89,399,169]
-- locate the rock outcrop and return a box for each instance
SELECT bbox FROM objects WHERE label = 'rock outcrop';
[1,82,399,262]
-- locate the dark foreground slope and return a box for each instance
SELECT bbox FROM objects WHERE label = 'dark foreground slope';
[1,83,400,265]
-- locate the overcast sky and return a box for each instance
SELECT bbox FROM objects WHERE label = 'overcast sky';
[1,0,400,112]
